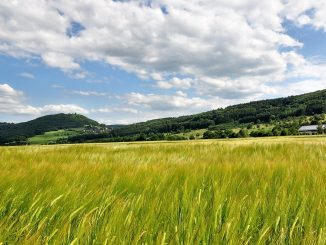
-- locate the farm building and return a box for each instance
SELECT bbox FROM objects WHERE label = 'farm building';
[298,125,326,134]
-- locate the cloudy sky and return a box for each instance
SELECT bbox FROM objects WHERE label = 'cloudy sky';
[1,0,326,124]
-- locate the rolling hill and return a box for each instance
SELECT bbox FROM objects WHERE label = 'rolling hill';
[110,89,326,137]
[1,89,326,145]
[0,113,98,144]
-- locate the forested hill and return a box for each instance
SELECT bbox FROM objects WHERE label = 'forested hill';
[111,89,326,136]
[0,113,98,144]
[1,89,326,145]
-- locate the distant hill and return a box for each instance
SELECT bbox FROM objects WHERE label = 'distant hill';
[1,89,326,145]
[111,89,326,137]
[109,124,126,129]
[0,113,98,144]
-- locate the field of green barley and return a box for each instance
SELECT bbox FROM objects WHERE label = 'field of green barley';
[0,137,326,244]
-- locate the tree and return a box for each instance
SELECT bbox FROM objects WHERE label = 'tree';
[247,123,254,129]
[272,127,281,136]
[203,131,215,139]
[136,134,146,141]
[281,129,289,136]
[229,132,239,138]
[317,124,324,134]
[238,129,248,138]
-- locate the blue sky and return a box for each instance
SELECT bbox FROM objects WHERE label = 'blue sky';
[1,0,326,124]
[285,21,326,59]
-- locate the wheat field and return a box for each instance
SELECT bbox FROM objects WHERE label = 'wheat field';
[0,137,326,244]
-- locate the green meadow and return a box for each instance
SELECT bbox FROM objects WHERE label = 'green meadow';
[0,137,326,244]
[28,130,81,145]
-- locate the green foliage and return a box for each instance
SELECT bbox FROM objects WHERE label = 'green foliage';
[189,135,195,140]
[238,128,249,138]
[165,134,187,141]
[247,123,254,129]
[0,138,326,243]
[203,129,237,139]
[203,122,301,139]
[317,123,324,134]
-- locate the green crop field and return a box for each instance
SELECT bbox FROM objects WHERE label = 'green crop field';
[28,130,81,145]
[1,137,326,244]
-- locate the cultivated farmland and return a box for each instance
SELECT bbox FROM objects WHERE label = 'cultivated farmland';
[0,137,326,244]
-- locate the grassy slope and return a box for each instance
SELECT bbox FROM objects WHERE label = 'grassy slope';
[0,137,326,244]
[28,129,81,144]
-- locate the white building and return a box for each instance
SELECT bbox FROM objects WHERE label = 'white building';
[298,125,326,134]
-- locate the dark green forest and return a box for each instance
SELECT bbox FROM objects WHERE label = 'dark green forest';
[109,89,326,135]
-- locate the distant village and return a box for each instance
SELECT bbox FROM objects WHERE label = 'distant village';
[83,124,112,134]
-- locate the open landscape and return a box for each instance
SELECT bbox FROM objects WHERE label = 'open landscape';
[1,1,326,244]
[1,137,326,244]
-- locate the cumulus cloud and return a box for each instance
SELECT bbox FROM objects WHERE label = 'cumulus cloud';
[38,104,88,115]
[1,0,325,98]
[195,77,276,99]
[42,52,80,70]
[156,77,194,90]
[278,79,326,96]
[0,84,39,115]
[0,0,326,121]
[284,1,326,31]
[0,83,88,116]
[125,91,210,111]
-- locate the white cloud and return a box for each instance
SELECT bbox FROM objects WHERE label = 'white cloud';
[1,0,323,97]
[196,76,275,99]
[118,107,139,114]
[91,107,139,114]
[176,90,187,97]
[72,90,107,97]
[125,91,210,111]
[38,104,88,115]
[284,1,326,31]
[0,84,20,96]
[20,72,35,79]
[278,79,326,96]
[0,0,326,119]
[156,77,194,89]
[0,83,88,116]
[42,52,80,70]
[0,83,39,115]
[91,108,112,113]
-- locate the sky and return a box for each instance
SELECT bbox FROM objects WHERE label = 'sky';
[0,0,326,124]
